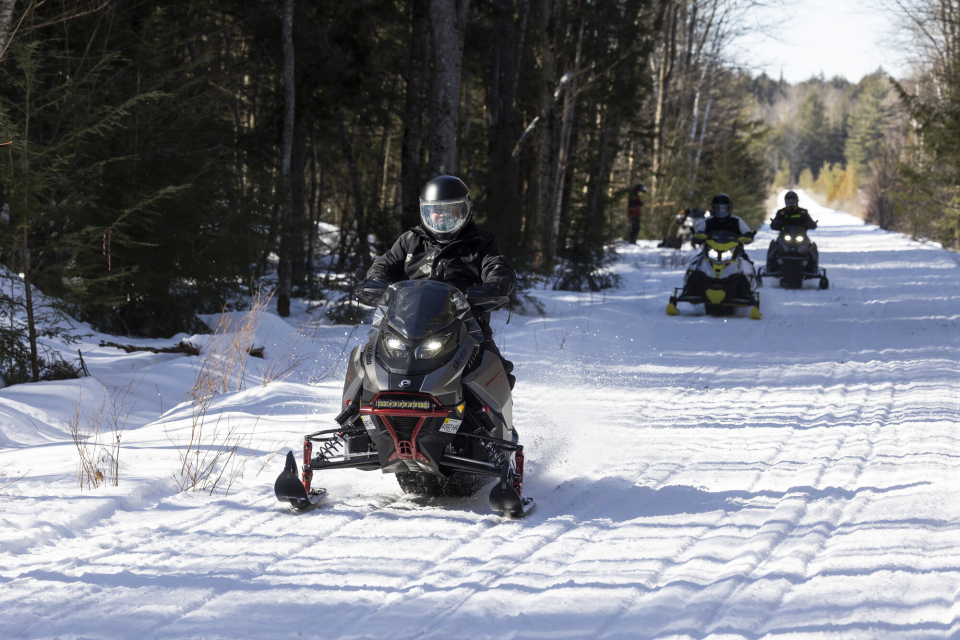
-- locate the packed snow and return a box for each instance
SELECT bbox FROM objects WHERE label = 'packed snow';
[2,190,960,639]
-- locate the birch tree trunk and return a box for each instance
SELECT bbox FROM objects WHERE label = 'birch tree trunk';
[400,0,431,230]
[277,0,296,317]
[427,0,471,178]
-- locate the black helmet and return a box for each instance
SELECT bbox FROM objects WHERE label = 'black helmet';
[420,175,472,243]
[633,184,648,194]
[711,193,733,219]
[785,190,799,208]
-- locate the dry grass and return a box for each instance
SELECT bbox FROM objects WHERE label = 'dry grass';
[166,393,261,496]
[0,463,27,495]
[189,287,274,403]
[66,377,144,490]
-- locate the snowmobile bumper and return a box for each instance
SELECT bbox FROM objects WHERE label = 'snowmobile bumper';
[277,396,533,515]
[668,287,761,318]
[758,261,828,289]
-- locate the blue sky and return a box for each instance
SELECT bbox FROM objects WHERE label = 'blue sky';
[736,0,906,83]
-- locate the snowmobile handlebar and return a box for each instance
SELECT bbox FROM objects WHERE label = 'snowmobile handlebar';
[466,284,510,312]
[355,280,389,306]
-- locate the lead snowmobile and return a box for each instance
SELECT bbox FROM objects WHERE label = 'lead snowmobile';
[666,227,762,319]
[757,225,828,289]
[275,277,535,518]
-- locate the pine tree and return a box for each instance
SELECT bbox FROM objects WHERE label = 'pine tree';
[797,89,829,176]
[846,77,891,182]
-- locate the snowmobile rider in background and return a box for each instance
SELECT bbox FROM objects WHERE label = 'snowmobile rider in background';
[626,184,647,243]
[365,175,517,387]
[692,193,756,260]
[771,190,817,231]
[767,190,819,270]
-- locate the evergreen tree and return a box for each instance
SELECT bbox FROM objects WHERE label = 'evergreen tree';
[797,89,829,177]
[846,76,892,182]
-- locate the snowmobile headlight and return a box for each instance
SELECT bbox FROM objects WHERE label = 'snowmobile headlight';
[382,334,409,358]
[784,234,792,242]
[796,235,804,242]
[415,333,452,359]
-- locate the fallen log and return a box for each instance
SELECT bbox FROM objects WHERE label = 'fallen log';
[99,341,200,356]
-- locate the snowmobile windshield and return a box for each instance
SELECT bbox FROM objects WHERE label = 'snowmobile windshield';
[386,280,466,340]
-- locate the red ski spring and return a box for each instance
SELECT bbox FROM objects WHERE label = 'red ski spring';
[302,440,313,494]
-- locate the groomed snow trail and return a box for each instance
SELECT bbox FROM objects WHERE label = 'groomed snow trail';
[3,191,960,639]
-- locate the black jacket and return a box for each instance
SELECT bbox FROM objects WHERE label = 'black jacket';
[366,221,516,296]
[771,207,817,231]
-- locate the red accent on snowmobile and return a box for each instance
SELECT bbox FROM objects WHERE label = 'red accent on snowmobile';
[302,440,313,494]
[379,415,431,463]
[513,450,525,497]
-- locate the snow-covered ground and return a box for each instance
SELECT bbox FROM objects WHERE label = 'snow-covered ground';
[2,190,960,639]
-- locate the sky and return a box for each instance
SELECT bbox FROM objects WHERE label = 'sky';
[736,0,908,84]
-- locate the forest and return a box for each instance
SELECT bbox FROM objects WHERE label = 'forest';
[0,0,957,386]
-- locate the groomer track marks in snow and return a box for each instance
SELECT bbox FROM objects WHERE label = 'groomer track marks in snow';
[3,190,960,638]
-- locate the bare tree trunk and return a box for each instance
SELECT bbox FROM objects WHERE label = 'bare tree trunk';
[650,2,677,235]
[22,227,38,382]
[534,0,559,261]
[277,0,296,317]
[546,19,584,259]
[0,0,17,60]
[338,112,368,268]
[427,0,471,178]
[400,0,431,230]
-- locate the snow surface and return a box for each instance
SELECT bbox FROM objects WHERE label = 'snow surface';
[2,190,960,639]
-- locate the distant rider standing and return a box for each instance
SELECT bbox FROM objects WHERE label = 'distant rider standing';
[365,175,516,386]
[626,184,647,244]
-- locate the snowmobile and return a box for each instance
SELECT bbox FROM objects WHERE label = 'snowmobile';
[274,276,535,518]
[658,207,707,249]
[757,225,828,289]
[666,228,762,319]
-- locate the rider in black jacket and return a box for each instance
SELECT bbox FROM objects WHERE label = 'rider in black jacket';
[770,190,818,231]
[366,175,517,384]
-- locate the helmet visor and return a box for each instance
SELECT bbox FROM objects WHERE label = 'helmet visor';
[713,203,732,218]
[420,198,470,236]
[785,195,799,207]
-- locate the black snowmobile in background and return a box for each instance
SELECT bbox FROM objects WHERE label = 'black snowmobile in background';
[275,275,535,518]
[758,225,828,289]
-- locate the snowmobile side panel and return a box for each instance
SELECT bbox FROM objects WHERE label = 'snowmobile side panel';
[342,345,365,404]
[419,332,479,403]
[462,350,513,435]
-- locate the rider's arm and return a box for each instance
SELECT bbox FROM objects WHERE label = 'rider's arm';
[479,237,516,295]
[737,218,755,243]
[770,211,784,231]
[804,211,818,229]
[366,233,409,283]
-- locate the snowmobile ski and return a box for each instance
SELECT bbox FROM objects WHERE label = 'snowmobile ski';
[274,451,327,510]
